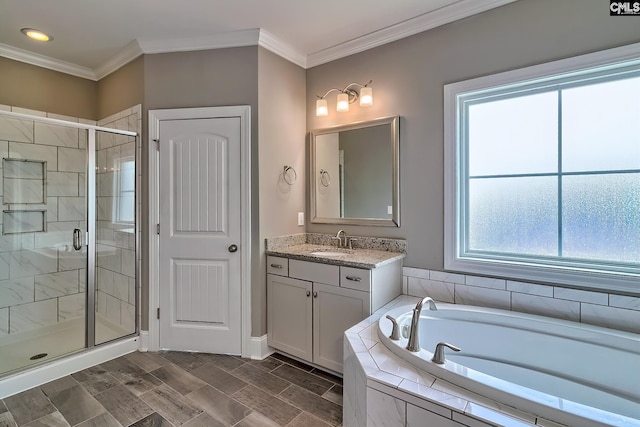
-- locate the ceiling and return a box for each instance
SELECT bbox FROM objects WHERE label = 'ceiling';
[0,0,517,80]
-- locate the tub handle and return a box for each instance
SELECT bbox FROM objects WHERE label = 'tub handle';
[431,342,461,364]
[385,315,401,340]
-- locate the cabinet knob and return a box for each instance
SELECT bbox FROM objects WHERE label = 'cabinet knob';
[270,264,283,269]
[345,276,362,282]
[306,291,311,297]
[313,291,318,298]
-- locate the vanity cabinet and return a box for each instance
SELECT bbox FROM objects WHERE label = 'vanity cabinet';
[267,255,401,373]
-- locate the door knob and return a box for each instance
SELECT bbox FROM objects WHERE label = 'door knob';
[228,244,238,253]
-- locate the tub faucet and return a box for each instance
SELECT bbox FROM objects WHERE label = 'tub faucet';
[406,297,438,352]
[431,342,461,364]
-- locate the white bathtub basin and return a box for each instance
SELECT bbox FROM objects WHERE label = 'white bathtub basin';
[378,303,640,426]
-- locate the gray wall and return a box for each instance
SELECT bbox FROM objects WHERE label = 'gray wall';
[98,56,145,120]
[306,0,640,271]
[142,47,260,332]
[257,48,306,335]
[0,57,98,119]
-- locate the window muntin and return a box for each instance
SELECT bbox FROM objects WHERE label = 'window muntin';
[446,46,640,292]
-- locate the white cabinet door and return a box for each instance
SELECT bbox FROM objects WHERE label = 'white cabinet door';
[313,282,370,373]
[267,274,313,361]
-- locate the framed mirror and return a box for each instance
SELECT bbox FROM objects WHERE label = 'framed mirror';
[310,116,399,226]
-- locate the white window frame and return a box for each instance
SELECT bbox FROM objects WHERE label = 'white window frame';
[444,42,640,294]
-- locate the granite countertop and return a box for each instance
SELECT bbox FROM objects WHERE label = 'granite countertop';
[266,243,406,269]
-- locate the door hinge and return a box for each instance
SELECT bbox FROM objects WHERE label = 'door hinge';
[156,223,160,235]
[153,138,159,150]
[157,308,160,319]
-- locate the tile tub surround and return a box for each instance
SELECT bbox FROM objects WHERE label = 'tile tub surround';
[402,267,640,334]
[265,233,406,269]
[344,296,595,427]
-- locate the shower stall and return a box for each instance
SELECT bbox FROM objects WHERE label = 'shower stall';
[0,108,139,381]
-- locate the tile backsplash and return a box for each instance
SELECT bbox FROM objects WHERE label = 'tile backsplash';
[403,267,640,334]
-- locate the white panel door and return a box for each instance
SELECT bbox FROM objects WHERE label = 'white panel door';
[159,117,241,354]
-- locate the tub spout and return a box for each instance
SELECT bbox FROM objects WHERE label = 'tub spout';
[406,297,437,352]
[431,342,461,364]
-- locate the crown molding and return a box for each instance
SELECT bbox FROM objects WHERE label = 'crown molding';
[306,0,519,68]
[257,30,306,68]
[0,43,97,80]
[94,40,143,80]
[0,0,516,79]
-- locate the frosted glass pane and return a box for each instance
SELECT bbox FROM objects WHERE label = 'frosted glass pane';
[468,177,558,256]
[563,77,640,172]
[468,92,558,176]
[562,173,640,263]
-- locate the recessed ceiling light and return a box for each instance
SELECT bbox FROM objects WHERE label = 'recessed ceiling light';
[20,28,53,42]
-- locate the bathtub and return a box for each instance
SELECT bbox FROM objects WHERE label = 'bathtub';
[376,303,640,426]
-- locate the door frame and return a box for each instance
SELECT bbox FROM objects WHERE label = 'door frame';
[148,106,251,357]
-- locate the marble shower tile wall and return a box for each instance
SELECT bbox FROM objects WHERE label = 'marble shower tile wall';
[403,267,640,334]
[95,105,140,334]
[0,106,91,335]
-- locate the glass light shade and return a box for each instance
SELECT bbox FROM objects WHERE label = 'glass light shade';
[337,93,349,112]
[316,98,328,116]
[360,87,373,106]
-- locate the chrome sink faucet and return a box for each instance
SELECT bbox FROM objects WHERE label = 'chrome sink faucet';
[406,297,438,352]
[333,229,346,248]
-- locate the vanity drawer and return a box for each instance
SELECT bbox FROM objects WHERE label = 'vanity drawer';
[289,259,339,286]
[267,256,289,276]
[340,266,371,292]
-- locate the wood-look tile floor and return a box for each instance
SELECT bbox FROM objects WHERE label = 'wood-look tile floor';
[0,352,343,427]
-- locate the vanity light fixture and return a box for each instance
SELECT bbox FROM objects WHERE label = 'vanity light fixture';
[20,28,53,42]
[316,80,373,116]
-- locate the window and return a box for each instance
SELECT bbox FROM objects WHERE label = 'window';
[445,43,640,293]
[113,157,135,224]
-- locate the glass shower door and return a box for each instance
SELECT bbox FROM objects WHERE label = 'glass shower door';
[0,118,88,375]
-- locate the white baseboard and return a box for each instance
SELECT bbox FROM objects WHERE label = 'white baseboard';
[0,337,139,399]
[248,335,273,360]
[138,330,149,352]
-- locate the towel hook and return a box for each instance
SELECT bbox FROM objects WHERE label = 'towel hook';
[283,165,297,185]
[319,169,331,187]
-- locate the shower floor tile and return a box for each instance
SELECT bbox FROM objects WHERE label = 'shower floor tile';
[1,351,343,426]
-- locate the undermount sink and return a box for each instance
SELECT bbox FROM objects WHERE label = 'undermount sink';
[309,250,353,257]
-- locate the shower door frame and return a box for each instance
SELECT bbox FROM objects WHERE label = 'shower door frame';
[0,110,138,368]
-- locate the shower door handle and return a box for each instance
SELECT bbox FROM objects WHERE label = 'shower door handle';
[72,228,82,250]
